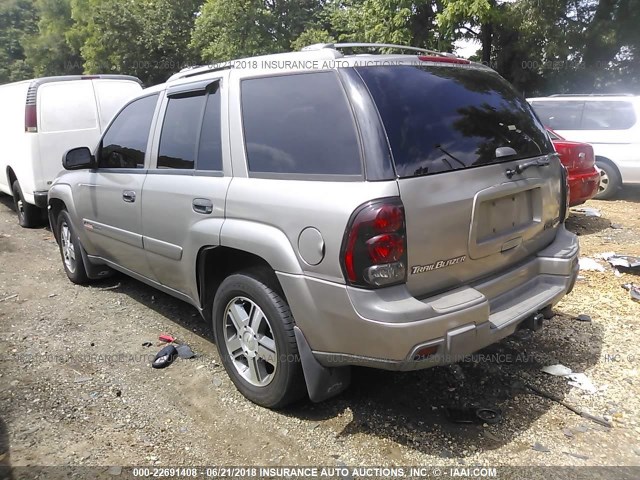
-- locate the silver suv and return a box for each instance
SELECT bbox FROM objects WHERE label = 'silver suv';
[48,43,579,408]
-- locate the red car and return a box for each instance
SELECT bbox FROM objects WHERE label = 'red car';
[547,128,600,207]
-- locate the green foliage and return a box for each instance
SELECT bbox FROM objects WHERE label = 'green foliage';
[23,0,82,77]
[0,0,37,82]
[67,0,203,85]
[0,0,637,94]
[191,0,326,63]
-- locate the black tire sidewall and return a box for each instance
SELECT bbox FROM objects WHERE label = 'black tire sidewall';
[56,210,89,284]
[11,181,40,228]
[212,272,304,408]
[595,162,620,200]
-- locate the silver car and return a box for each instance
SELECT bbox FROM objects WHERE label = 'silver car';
[48,43,579,408]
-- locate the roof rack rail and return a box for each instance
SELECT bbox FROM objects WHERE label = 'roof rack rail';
[302,42,454,58]
[549,93,635,97]
[167,63,234,82]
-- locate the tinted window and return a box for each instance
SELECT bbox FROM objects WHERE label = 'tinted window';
[530,101,584,130]
[581,101,636,130]
[197,88,223,171]
[241,72,361,175]
[158,94,205,169]
[99,94,158,169]
[357,66,553,178]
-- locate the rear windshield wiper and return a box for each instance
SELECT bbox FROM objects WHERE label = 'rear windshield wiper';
[505,154,556,178]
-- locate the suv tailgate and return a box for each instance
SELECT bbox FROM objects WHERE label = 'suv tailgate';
[356,63,562,297]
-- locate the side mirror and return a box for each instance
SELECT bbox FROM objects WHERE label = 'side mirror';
[63,147,96,170]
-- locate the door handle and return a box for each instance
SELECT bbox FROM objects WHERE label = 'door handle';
[122,190,136,203]
[192,198,213,215]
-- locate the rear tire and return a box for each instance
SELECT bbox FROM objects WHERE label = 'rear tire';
[12,180,41,228]
[56,210,90,285]
[594,161,621,200]
[212,269,306,408]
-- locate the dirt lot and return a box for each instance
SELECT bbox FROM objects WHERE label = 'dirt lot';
[1,188,640,476]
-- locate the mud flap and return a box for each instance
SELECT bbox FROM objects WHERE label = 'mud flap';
[79,245,113,280]
[294,326,351,403]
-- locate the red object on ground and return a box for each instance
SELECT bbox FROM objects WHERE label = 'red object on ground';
[159,334,175,343]
[547,128,600,207]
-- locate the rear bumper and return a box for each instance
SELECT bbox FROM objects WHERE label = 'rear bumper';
[278,227,579,371]
[568,169,600,206]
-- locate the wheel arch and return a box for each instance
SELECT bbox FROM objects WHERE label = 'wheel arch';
[595,155,622,179]
[47,184,81,243]
[6,167,17,189]
[196,246,290,320]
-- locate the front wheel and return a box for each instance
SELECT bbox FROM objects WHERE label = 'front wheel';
[212,269,306,408]
[594,162,621,200]
[57,210,90,284]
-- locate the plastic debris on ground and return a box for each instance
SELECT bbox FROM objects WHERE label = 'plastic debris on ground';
[622,283,640,302]
[603,254,640,273]
[152,345,178,369]
[572,207,601,217]
[176,344,196,359]
[541,364,598,394]
[159,334,175,343]
[578,257,605,272]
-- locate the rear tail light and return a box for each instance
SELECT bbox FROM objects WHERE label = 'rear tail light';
[575,145,595,171]
[25,83,38,133]
[341,198,407,288]
[25,105,37,132]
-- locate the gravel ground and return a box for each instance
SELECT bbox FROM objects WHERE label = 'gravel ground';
[1,188,639,477]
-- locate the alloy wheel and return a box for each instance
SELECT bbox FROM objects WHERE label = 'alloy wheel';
[60,221,77,273]
[223,296,278,387]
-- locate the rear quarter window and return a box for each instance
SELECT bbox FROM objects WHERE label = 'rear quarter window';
[581,101,637,130]
[356,65,553,178]
[241,71,362,176]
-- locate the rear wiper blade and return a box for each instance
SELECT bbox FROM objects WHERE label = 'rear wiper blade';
[505,153,557,179]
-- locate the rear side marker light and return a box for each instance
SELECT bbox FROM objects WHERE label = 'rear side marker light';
[341,198,407,288]
[414,345,438,361]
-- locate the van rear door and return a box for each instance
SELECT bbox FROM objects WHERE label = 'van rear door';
[92,79,143,130]
[35,80,101,190]
[356,64,563,298]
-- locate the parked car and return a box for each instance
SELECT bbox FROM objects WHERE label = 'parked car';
[528,94,640,199]
[546,128,599,207]
[48,43,579,408]
[0,75,142,227]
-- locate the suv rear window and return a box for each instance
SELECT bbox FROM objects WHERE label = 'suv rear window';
[241,72,362,176]
[356,66,553,178]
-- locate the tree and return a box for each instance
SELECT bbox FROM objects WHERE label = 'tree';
[68,0,203,85]
[0,0,37,82]
[190,0,327,63]
[23,0,83,77]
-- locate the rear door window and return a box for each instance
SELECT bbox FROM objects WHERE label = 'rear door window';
[581,101,636,130]
[157,94,205,170]
[530,101,584,130]
[39,81,98,132]
[241,71,362,176]
[356,66,553,178]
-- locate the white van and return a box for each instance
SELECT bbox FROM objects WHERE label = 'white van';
[528,95,640,199]
[0,75,142,226]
